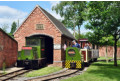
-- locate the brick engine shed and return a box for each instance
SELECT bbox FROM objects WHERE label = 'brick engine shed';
[0,28,18,69]
[14,5,75,67]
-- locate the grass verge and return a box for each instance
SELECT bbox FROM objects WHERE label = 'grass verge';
[62,60,120,81]
[98,57,113,60]
[25,66,62,77]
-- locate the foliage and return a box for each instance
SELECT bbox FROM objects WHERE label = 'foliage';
[98,57,113,60]
[99,36,114,46]
[52,1,87,38]
[85,1,120,66]
[86,1,120,40]
[8,33,14,38]
[85,32,102,45]
[1,24,9,33]
[75,32,87,40]
[62,60,120,81]
[10,21,17,34]
[117,40,120,47]
[87,32,119,47]
[2,62,6,74]
[25,66,62,77]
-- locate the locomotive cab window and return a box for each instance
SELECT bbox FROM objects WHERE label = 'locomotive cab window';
[24,50,31,56]
[26,38,40,46]
[18,51,21,57]
[32,47,39,59]
[68,49,76,57]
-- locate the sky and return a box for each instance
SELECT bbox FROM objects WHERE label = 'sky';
[0,1,91,34]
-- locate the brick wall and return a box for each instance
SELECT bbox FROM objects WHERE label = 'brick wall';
[0,30,18,69]
[99,46,120,57]
[14,6,73,67]
[14,7,62,50]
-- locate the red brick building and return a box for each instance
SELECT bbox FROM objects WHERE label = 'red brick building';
[0,29,18,69]
[14,5,75,67]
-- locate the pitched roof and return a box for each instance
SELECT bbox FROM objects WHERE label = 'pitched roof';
[14,5,75,39]
[0,28,17,43]
[79,39,88,42]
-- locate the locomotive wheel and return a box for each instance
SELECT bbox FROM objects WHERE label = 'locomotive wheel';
[85,62,90,67]
[94,58,98,62]
[79,63,84,70]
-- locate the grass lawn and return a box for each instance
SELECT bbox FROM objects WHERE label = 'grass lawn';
[25,66,62,77]
[62,61,120,81]
[98,57,113,60]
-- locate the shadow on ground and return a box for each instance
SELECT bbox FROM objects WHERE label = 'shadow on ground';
[87,61,120,81]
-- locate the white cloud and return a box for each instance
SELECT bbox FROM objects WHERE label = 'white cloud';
[50,1,60,7]
[81,29,92,34]
[0,6,27,32]
[49,1,93,35]
[47,8,63,20]
[68,28,92,35]
[68,29,74,34]
[48,1,64,20]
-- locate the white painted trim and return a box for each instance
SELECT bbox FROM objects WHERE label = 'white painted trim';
[54,61,64,62]
[26,33,54,38]
[79,40,88,42]
[81,49,91,63]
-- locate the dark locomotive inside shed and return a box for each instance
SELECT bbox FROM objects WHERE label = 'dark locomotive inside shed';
[25,34,53,64]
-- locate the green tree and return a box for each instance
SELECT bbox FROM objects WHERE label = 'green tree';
[52,1,86,38]
[10,21,17,34]
[99,36,114,63]
[75,32,87,40]
[85,32,102,46]
[86,1,120,66]
[1,24,9,33]
[117,40,120,47]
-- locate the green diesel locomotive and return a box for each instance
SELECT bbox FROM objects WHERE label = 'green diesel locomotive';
[65,47,84,69]
[65,47,99,69]
[17,37,46,69]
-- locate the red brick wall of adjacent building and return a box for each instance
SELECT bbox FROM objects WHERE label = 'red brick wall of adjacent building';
[0,30,18,69]
[14,7,73,67]
[99,46,120,58]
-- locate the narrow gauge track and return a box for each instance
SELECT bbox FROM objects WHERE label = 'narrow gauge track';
[26,69,78,81]
[0,69,31,81]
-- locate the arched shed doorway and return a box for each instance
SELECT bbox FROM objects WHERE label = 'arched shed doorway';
[26,34,53,64]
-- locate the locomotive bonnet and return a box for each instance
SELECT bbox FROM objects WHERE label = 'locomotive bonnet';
[65,47,84,69]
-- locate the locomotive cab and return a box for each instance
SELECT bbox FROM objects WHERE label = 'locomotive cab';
[17,46,46,69]
[17,35,53,69]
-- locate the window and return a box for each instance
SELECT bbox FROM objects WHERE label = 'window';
[32,47,38,59]
[36,24,44,30]
[18,51,21,58]
[24,50,31,56]
[26,38,40,46]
